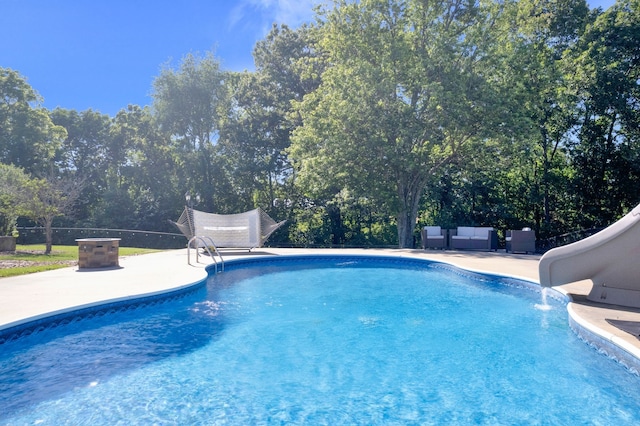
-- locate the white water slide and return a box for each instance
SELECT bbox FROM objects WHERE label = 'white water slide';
[539,202,640,308]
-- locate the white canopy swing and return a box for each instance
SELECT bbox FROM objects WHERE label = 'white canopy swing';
[171,206,285,259]
[171,207,286,269]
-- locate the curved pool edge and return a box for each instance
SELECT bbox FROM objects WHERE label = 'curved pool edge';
[225,253,640,375]
[0,249,210,340]
[219,252,571,310]
[567,302,640,374]
[0,277,209,345]
[0,252,548,346]
[3,248,640,377]
[545,281,640,375]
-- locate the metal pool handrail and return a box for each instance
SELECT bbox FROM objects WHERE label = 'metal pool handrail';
[187,236,224,273]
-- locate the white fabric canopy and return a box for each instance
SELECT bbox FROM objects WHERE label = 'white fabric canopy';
[172,207,285,249]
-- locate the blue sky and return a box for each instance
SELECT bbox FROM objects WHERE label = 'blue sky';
[1,0,616,116]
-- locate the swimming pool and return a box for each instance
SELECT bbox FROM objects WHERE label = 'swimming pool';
[1,255,640,424]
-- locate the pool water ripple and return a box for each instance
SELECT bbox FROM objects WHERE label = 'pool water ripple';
[1,256,640,425]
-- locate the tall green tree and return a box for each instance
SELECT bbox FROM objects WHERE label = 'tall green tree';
[152,52,230,212]
[220,25,322,220]
[0,163,30,236]
[290,0,511,247]
[0,68,66,176]
[497,0,589,236]
[568,0,640,224]
[109,105,182,230]
[49,108,112,224]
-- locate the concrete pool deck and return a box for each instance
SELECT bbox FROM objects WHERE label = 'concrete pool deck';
[1,248,640,369]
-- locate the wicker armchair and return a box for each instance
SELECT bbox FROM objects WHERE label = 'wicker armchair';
[421,226,447,249]
[505,229,536,254]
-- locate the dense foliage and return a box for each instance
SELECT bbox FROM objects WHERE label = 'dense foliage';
[1,0,638,248]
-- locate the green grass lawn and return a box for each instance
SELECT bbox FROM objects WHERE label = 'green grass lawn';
[0,245,160,278]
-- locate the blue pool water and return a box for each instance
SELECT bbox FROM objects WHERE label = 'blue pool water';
[1,256,640,424]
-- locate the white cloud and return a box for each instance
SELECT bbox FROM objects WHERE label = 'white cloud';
[230,0,322,34]
[269,0,321,26]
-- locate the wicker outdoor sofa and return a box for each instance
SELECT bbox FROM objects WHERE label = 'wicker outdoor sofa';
[449,226,498,251]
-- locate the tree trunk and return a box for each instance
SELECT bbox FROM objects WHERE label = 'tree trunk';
[44,217,54,255]
[396,176,424,249]
[397,210,415,248]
